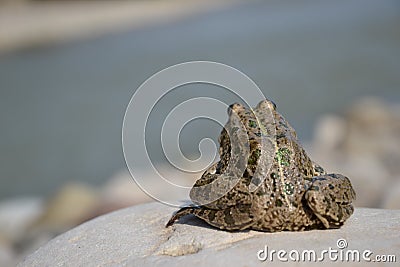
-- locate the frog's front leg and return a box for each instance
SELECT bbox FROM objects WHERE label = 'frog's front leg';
[304,174,356,228]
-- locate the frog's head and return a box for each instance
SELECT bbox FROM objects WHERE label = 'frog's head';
[227,99,278,127]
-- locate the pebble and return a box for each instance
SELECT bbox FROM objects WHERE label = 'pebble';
[0,197,44,244]
[382,179,400,209]
[30,183,99,232]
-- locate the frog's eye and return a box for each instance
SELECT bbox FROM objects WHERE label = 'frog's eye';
[257,99,276,111]
[228,103,243,114]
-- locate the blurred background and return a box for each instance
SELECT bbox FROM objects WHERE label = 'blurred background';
[0,0,400,265]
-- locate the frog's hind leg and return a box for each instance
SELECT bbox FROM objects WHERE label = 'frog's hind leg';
[166,207,198,227]
[304,174,356,229]
[191,205,254,231]
[166,205,254,231]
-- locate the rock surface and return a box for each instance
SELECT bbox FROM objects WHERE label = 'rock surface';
[19,202,399,266]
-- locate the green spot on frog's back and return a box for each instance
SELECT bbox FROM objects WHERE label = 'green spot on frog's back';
[248,148,261,165]
[276,147,291,166]
[284,183,294,195]
[248,120,257,128]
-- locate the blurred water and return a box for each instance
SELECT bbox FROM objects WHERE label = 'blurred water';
[0,0,399,199]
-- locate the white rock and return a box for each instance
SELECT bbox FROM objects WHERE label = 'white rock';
[31,183,99,232]
[313,114,347,153]
[343,97,400,167]
[19,202,400,267]
[0,240,15,267]
[0,197,44,243]
[340,156,390,208]
[382,179,400,209]
[101,170,153,206]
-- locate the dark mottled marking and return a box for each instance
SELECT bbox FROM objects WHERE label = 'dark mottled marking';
[224,209,235,225]
[208,210,216,222]
[256,189,266,196]
[313,177,327,182]
[314,165,325,174]
[312,185,319,191]
[276,133,286,139]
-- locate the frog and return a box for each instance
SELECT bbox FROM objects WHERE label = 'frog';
[166,99,355,232]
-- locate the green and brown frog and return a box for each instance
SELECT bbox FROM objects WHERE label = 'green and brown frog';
[167,99,355,232]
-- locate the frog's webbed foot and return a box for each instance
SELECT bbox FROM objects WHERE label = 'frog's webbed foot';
[304,174,356,229]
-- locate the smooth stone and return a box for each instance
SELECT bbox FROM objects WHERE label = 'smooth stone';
[31,183,99,232]
[0,240,15,267]
[382,179,400,209]
[19,202,399,266]
[0,197,44,244]
[313,114,347,153]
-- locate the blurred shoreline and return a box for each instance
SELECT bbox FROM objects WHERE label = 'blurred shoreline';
[1,0,399,201]
[0,0,399,264]
[0,0,238,54]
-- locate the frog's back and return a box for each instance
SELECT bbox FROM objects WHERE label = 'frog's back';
[170,99,353,232]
